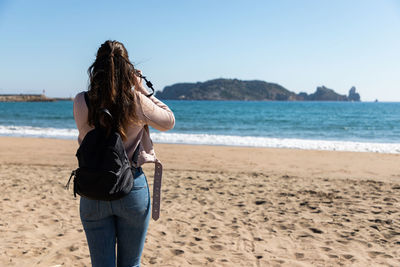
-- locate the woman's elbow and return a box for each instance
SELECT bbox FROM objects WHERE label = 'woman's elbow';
[160,115,175,131]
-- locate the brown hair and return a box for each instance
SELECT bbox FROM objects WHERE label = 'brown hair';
[87,40,139,140]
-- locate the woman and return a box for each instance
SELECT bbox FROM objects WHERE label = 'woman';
[73,40,175,267]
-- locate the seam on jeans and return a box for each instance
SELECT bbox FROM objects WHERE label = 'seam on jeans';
[131,185,147,190]
[109,200,115,215]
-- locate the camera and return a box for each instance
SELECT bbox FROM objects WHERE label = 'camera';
[134,69,155,96]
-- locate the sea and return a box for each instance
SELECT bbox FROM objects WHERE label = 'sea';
[0,100,399,153]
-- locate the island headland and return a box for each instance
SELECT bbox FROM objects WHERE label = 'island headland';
[155,78,361,101]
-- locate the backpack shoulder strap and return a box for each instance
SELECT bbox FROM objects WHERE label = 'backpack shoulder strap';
[132,142,141,167]
[84,92,112,129]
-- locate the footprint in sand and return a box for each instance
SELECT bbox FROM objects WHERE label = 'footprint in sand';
[309,228,323,234]
[149,257,157,264]
[336,239,350,245]
[210,244,224,251]
[206,257,215,262]
[171,249,184,255]
[342,254,354,260]
[68,245,79,252]
[295,253,304,259]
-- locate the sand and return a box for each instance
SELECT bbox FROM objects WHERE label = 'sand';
[0,137,399,266]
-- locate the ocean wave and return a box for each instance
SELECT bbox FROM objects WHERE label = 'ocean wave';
[0,125,399,154]
[151,132,400,154]
[0,125,78,139]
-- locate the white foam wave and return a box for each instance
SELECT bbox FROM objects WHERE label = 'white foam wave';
[1,125,399,154]
[150,132,400,154]
[0,125,78,139]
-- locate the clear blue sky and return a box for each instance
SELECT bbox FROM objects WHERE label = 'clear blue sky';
[0,0,399,101]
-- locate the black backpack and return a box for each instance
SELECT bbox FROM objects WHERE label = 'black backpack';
[66,93,137,200]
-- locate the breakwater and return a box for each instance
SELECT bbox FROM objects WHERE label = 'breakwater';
[0,94,72,102]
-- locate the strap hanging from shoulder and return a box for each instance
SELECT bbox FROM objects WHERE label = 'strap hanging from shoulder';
[85,92,113,130]
[152,160,163,220]
[132,142,141,167]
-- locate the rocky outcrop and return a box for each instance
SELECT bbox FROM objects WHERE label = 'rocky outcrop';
[301,86,348,101]
[298,86,361,101]
[348,86,361,101]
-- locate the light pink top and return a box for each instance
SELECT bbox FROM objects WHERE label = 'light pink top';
[73,90,175,162]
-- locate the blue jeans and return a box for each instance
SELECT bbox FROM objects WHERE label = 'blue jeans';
[80,168,151,267]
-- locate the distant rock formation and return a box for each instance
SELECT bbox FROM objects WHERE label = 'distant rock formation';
[155,79,362,101]
[348,86,361,101]
[298,86,348,101]
[297,86,361,101]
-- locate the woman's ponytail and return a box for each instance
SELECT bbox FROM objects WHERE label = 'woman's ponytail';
[87,40,138,140]
[109,51,116,102]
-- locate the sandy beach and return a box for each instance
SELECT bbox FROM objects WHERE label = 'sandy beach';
[0,137,399,266]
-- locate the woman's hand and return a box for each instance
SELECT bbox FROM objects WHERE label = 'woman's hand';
[133,69,150,95]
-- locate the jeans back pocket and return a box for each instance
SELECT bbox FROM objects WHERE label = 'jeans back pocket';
[120,174,149,214]
[80,197,99,220]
